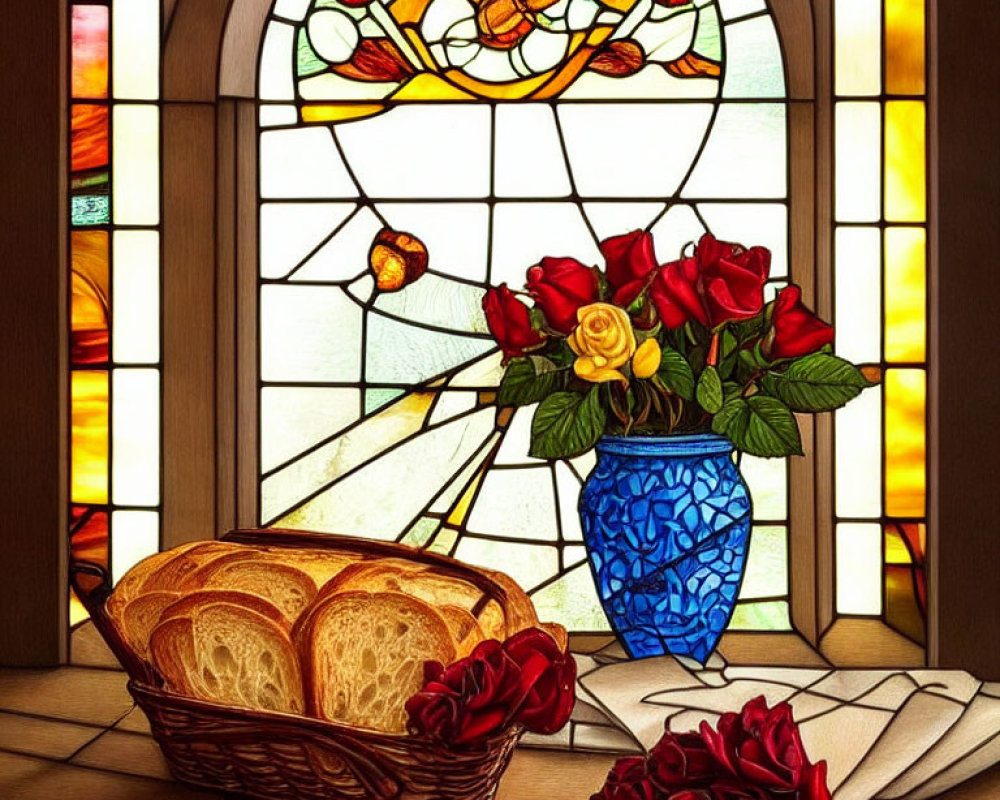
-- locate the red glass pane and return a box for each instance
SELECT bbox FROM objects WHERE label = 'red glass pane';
[70,504,109,569]
[72,5,109,99]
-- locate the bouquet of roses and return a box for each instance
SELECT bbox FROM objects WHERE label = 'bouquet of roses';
[593,697,830,800]
[480,230,872,460]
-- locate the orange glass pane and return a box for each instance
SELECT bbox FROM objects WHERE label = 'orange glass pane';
[885,369,926,516]
[885,101,926,222]
[71,104,109,174]
[885,0,925,95]
[71,231,109,365]
[884,227,926,362]
[71,370,109,505]
[72,5,108,99]
[70,506,109,568]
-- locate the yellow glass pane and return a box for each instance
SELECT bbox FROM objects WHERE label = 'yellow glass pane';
[885,369,926,516]
[885,0,925,95]
[112,0,159,100]
[836,102,881,222]
[71,370,108,504]
[112,105,160,225]
[885,101,926,222]
[836,523,882,615]
[885,528,912,564]
[835,0,882,96]
[885,227,926,362]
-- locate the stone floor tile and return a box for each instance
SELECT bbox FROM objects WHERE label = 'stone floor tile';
[69,622,123,670]
[0,667,132,727]
[0,711,103,760]
[113,705,151,735]
[70,730,173,781]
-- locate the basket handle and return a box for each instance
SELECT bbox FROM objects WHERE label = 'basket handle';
[69,559,158,683]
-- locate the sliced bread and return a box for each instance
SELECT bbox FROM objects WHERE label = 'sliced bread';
[187,556,318,625]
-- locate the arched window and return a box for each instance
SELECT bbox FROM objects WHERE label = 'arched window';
[254,0,793,634]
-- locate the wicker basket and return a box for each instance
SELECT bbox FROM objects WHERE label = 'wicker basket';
[71,528,523,800]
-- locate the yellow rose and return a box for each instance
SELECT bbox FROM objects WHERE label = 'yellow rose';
[568,303,637,384]
[632,338,661,379]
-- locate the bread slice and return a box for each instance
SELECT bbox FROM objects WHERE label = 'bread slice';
[140,541,246,594]
[150,594,304,715]
[193,558,318,625]
[258,547,361,587]
[158,590,288,630]
[106,547,187,621]
[296,591,456,733]
[476,567,539,636]
[117,590,181,660]
[437,604,486,657]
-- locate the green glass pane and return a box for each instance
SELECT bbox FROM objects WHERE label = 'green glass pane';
[694,4,723,61]
[399,516,441,548]
[72,195,110,226]
[297,26,326,78]
[365,388,404,415]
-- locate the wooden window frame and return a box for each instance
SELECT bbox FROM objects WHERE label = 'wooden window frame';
[3,0,999,676]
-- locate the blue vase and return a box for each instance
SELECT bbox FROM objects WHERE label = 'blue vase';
[578,433,752,663]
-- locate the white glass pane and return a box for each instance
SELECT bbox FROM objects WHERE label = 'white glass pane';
[111,369,160,506]
[558,104,714,198]
[682,103,786,198]
[835,0,882,96]
[561,66,719,101]
[453,538,559,592]
[835,102,881,222]
[554,461,584,542]
[111,511,159,584]
[718,0,767,21]
[260,127,358,199]
[260,387,361,473]
[373,274,489,334]
[490,203,602,287]
[291,206,384,282]
[260,21,296,100]
[738,525,788,599]
[375,203,489,283]
[648,204,707,263]
[428,390,479,426]
[275,409,495,533]
[259,104,299,127]
[112,105,159,225]
[632,9,700,64]
[740,455,787,520]
[835,383,882,518]
[467,467,559,541]
[336,106,491,198]
[112,231,159,364]
[722,15,785,98]
[728,600,791,630]
[530,564,609,631]
[835,227,881,363]
[429,433,499,512]
[582,203,666,241]
[449,351,505,388]
[495,407,542,465]
[495,105,572,198]
[836,523,882,614]
[112,0,159,100]
[365,315,494,384]
[698,203,788,277]
[260,203,357,279]
[274,0,313,20]
[260,285,363,382]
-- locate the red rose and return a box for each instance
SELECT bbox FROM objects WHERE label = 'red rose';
[649,235,770,329]
[600,230,660,307]
[483,284,546,362]
[648,731,719,790]
[704,779,772,800]
[766,285,834,360]
[665,792,713,800]
[526,257,600,334]
[503,627,577,734]
[405,640,523,744]
[700,697,831,800]
[655,0,693,5]
[592,756,659,800]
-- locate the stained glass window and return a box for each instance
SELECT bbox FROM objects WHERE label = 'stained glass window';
[256,0,792,632]
[69,0,162,626]
[832,0,928,646]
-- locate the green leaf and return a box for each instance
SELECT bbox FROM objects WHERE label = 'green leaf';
[696,366,723,414]
[761,353,870,413]
[718,329,739,379]
[530,387,607,459]
[722,381,743,405]
[712,395,803,457]
[498,357,562,407]
[656,346,695,400]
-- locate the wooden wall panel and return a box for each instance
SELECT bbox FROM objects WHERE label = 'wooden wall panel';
[162,105,218,547]
[164,0,231,102]
[931,2,1000,678]
[0,4,68,666]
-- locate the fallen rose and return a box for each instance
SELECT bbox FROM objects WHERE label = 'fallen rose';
[648,731,718,790]
[483,284,546,362]
[526,256,600,334]
[503,627,577,734]
[369,228,428,291]
[592,756,659,800]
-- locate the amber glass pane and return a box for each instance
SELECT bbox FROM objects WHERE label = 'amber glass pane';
[885,0,925,95]
[885,101,926,222]
[884,523,926,645]
[71,231,109,366]
[71,104,109,174]
[71,370,109,505]
[885,369,926,516]
[884,227,926,362]
[72,5,108,99]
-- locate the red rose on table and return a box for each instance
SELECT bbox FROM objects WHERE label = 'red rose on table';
[704,779,772,800]
[526,257,600,334]
[766,285,835,360]
[601,230,660,307]
[405,639,522,744]
[504,627,577,734]
[648,731,718,790]
[483,284,546,362]
[700,697,831,800]
[650,235,770,329]
[591,756,659,800]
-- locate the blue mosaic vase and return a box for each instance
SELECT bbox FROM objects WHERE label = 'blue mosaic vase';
[579,433,752,663]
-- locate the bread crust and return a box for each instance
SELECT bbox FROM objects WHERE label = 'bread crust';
[159,590,288,631]
[117,590,181,659]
